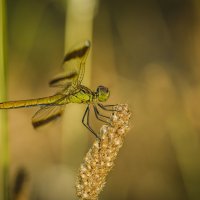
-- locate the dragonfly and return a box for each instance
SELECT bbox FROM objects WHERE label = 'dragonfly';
[0,40,113,138]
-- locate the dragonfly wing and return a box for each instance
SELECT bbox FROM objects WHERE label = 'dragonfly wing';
[32,105,65,128]
[49,72,77,88]
[49,40,90,88]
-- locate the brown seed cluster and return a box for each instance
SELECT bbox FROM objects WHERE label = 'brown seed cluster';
[76,104,131,200]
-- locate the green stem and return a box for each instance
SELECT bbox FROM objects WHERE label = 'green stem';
[0,0,9,199]
[62,0,97,166]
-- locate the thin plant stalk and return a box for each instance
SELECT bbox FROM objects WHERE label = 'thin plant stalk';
[0,0,9,199]
[62,0,98,166]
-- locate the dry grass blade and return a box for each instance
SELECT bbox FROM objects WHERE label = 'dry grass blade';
[76,104,131,200]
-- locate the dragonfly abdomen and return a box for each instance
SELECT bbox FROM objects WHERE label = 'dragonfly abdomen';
[0,94,63,109]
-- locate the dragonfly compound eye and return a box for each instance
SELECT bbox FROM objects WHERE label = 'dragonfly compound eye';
[97,86,110,102]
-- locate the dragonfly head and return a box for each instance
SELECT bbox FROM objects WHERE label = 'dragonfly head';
[96,85,110,102]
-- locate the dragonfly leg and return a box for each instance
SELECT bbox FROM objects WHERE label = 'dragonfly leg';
[93,105,110,124]
[82,105,100,139]
[97,103,117,111]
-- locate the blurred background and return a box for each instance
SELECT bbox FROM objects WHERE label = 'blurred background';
[1,0,200,199]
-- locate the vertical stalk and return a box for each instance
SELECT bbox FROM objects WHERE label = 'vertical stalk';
[0,0,9,199]
[62,0,98,166]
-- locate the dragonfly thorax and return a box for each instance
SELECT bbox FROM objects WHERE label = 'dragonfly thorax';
[96,85,110,102]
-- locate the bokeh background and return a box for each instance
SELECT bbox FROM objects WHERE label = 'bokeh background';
[1,0,200,199]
